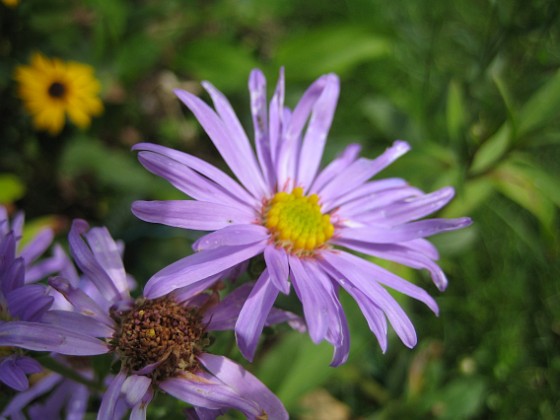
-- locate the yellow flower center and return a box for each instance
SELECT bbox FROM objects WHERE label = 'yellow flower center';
[264,187,334,254]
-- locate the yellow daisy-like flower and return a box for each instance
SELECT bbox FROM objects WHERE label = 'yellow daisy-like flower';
[14,53,103,135]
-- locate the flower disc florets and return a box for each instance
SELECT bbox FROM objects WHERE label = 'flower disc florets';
[110,296,208,382]
[263,187,334,255]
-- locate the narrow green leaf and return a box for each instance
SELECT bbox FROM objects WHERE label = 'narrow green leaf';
[174,39,259,93]
[517,69,560,138]
[446,80,466,143]
[490,161,555,230]
[274,25,390,80]
[469,123,512,175]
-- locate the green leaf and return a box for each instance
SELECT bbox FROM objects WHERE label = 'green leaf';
[59,136,175,198]
[114,34,161,84]
[490,161,556,230]
[517,69,560,138]
[440,177,495,218]
[469,123,512,175]
[0,174,25,204]
[446,80,466,143]
[274,25,390,80]
[256,332,334,410]
[508,154,560,209]
[88,0,128,43]
[471,70,560,175]
[174,39,259,92]
[430,376,487,420]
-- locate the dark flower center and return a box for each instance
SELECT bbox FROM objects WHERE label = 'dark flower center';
[47,81,66,98]
[110,296,208,382]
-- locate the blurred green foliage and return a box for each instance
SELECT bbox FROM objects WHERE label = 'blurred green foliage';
[1,0,559,418]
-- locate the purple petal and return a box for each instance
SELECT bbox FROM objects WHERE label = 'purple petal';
[304,261,350,366]
[335,239,449,291]
[264,245,290,294]
[249,69,275,190]
[84,226,129,296]
[369,186,456,225]
[11,212,24,245]
[7,284,53,321]
[133,143,257,209]
[336,184,422,219]
[99,370,127,420]
[288,256,333,343]
[121,374,152,406]
[130,387,153,420]
[265,309,306,333]
[68,220,122,303]
[0,321,109,355]
[268,68,285,177]
[193,224,269,251]
[64,381,90,420]
[19,228,54,266]
[322,250,438,314]
[1,254,24,296]
[318,140,411,205]
[320,252,418,348]
[174,88,268,200]
[1,372,61,417]
[144,242,266,299]
[201,81,269,198]
[132,200,256,231]
[297,74,340,190]
[310,143,362,193]
[337,217,473,244]
[160,373,262,416]
[198,353,289,419]
[275,75,332,190]
[25,251,67,283]
[41,310,114,338]
[203,283,253,331]
[0,357,31,391]
[48,276,116,327]
[335,280,388,352]
[235,270,279,361]
[171,272,224,304]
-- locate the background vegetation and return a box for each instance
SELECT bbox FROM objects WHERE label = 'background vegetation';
[1,0,559,418]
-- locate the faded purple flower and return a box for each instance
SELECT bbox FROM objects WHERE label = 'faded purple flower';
[49,219,291,419]
[132,69,472,365]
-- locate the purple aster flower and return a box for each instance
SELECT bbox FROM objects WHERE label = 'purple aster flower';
[0,209,108,392]
[48,219,292,419]
[131,68,473,365]
[1,355,98,419]
[0,206,66,284]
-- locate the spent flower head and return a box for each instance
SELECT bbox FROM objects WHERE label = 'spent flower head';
[132,68,472,365]
[14,53,103,135]
[47,219,292,419]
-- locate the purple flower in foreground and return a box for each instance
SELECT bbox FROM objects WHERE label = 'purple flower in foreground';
[132,69,472,365]
[0,209,107,392]
[49,219,292,419]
